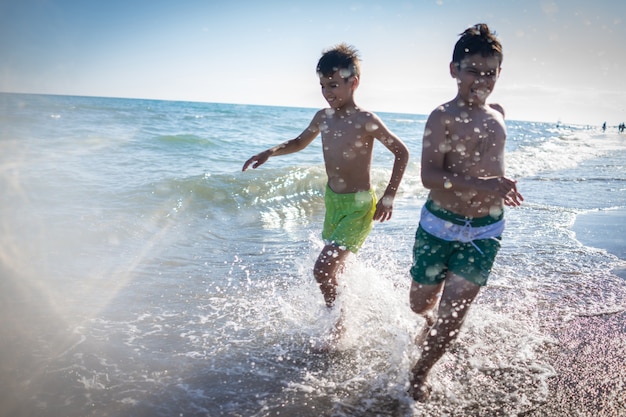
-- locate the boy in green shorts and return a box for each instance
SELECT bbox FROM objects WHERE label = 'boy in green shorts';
[408,24,523,401]
[243,43,409,347]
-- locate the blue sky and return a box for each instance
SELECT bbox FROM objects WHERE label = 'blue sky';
[1,0,625,125]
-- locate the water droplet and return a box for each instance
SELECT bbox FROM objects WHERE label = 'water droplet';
[365,122,379,132]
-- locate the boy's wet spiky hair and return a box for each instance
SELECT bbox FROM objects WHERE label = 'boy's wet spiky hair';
[452,23,503,67]
[317,43,361,79]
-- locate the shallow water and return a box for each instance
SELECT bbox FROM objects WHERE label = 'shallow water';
[0,93,625,416]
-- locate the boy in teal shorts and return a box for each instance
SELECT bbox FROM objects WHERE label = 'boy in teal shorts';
[408,24,523,401]
[243,43,409,347]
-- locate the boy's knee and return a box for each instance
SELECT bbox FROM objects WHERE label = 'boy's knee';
[409,293,432,315]
[313,260,336,285]
[313,266,327,283]
[409,284,440,316]
[410,301,431,316]
[313,256,331,275]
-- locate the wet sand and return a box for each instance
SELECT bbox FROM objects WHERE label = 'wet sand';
[527,209,626,415]
[528,312,625,416]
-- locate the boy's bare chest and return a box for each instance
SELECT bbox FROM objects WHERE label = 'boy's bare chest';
[320,119,371,152]
[444,120,505,176]
[321,128,373,170]
[447,119,504,158]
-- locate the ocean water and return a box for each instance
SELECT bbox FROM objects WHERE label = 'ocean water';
[0,93,624,416]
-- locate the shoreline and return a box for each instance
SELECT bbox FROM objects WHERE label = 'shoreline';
[572,208,626,278]
[527,209,626,414]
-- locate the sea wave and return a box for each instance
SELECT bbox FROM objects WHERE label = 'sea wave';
[507,130,622,178]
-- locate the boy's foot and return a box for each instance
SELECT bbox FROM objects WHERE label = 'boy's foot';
[329,316,344,341]
[309,331,341,354]
[408,380,432,402]
[309,314,344,354]
[409,367,431,402]
[309,338,337,354]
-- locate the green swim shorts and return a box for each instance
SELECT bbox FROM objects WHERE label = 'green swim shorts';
[410,201,502,287]
[322,184,377,253]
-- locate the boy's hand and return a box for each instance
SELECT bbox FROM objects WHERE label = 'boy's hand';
[503,184,524,207]
[492,177,524,207]
[373,195,394,222]
[242,150,271,171]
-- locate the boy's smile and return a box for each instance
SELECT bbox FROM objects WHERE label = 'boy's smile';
[451,54,500,106]
[319,71,357,109]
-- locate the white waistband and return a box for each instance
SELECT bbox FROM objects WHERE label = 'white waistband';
[419,205,505,244]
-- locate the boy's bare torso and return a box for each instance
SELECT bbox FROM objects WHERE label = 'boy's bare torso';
[317,108,376,194]
[429,101,507,218]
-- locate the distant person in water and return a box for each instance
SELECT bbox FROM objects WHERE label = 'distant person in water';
[407,23,523,401]
[242,43,409,348]
[602,122,607,132]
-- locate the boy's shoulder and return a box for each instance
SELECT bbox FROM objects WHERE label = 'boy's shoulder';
[427,101,457,124]
[428,100,505,119]
[355,107,379,120]
[316,106,380,123]
[430,100,459,115]
[488,103,505,118]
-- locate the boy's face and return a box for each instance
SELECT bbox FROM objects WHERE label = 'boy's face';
[450,54,501,105]
[319,70,358,109]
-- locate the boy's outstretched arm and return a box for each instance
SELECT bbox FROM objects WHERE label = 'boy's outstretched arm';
[242,114,321,171]
[371,116,410,222]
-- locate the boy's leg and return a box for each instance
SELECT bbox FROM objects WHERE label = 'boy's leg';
[314,243,351,307]
[409,272,481,401]
[409,280,444,320]
[409,281,443,345]
[313,243,350,347]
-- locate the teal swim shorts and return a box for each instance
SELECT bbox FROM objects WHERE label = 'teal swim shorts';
[410,200,502,287]
[322,184,376,253]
